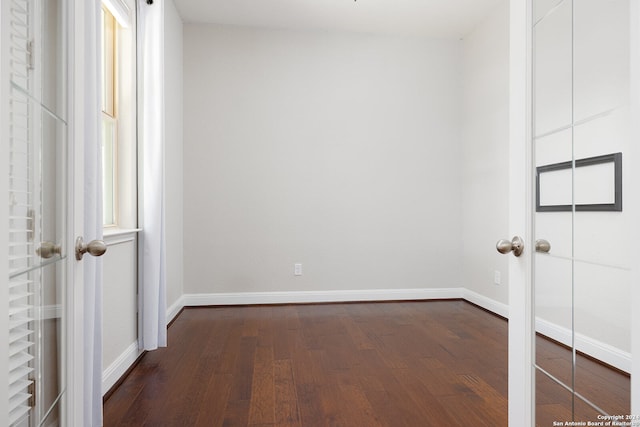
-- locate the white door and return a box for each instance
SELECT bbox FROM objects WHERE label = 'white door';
[3,0,101,425]
[508,0,640,424]
[4,0,71,424]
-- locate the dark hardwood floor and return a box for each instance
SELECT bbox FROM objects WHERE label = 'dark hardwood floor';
[535,334,630,426]
[103,300,629,427]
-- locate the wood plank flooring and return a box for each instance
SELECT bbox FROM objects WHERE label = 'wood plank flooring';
[535,335,630,426]
[103,300,629,427]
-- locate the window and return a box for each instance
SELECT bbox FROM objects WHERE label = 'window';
[101,6,117,226]
[100,1,137,229]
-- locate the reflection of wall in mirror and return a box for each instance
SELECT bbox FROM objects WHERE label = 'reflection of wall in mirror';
[533,0,631,372]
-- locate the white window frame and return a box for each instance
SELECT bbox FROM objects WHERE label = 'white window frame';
[100,0,137,232]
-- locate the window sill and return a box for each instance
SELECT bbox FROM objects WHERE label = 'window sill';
[103,227,141,246]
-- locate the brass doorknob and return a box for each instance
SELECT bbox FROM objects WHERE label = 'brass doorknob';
[496,236,524,257]
[75,237,107,260]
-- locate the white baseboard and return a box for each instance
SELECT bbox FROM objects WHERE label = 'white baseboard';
[182,288,629,373]
[535,317,631,373]
[102,341,143,396]
[462,289,509,318]
[103,287,629,398]
[166,295,185,324]
[102,298,185,396]
[182,287,464,306]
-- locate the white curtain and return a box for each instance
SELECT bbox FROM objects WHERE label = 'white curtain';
[138,0,167,350]
[82,0,104,425]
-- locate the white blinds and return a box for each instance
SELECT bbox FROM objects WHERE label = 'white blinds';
[8,0,35,425]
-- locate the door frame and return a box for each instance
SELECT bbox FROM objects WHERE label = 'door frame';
[68,0,88,424]
[508,0,534,424]
[630,0,640,417]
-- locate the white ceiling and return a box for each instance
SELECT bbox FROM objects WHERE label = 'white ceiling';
[173,0,504,39]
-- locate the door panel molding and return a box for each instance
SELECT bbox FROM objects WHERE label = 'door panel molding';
[508,0,534,425]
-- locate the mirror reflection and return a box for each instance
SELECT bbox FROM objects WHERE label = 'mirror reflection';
[533,0,631,423]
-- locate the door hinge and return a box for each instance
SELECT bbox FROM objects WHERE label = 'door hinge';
[28,379,35,407]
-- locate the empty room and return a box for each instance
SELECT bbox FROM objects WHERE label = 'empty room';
[2,0,639,426]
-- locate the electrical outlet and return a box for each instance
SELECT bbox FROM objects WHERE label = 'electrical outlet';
[294,263,302,276]
[494,270,501,285]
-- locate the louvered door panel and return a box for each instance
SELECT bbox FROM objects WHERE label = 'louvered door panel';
[8,0,35,424]
[7,0,68,425]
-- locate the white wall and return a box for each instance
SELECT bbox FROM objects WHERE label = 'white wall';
[164,0,184,315]
[460,1,510,308]
[183,25,463,296]
[102,234,138,393]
